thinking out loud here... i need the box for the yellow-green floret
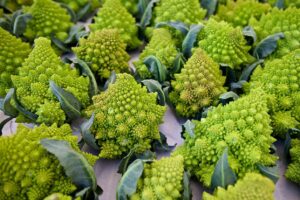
[11,37,90,125]
[73,29,130,79]
[85,73,166,158]
[24,0,73,41]
[2,0,33,11]
[90,0,141,49]
[172,91,277,187]
[202,173,275,200]
[249,50,300,137]
[250,7,300,58]
[285,139,300,184]
[0,124,97,200]
[54,0,100,12]
[130,156,184,200]
[198,19,254,69]
[120,0,139,14]
[0,28,31,97]
[133,28,178,79]
[169,48,226,117]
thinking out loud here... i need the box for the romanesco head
[154,0,206,25]
[0,124,97,200]
[172,91,277,187]
[169,48,226,117]
[202,173,275,200]
[0,27,31,97]
[215,0,271,27]
[11,37,90,125]
[285,139,300,184]
[54,0,100,12]
[85,73,166,158]
[250,7,300,58]
[133,28,178,79]
[73,29,130,79]
[130,156,184,200]
[90,0,141,49]
[198,19,254,69]
[24,0,73,41]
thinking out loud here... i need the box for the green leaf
[211,148,237,190]
[12,13,32,37]
[170,53,186,74]
[239,59,264,81]
[0,88,18,117]
[103,71,117,90]
[76,3,92,21]
[243,26,257,45]
[143,56,168,83]
[51,35,71,53]
[152,132,176,152]
[59,3,77,22]
[182,24,204,58]
[155,21,189,36]
[139,0,158,29]
[137,0,151,18]
[75,186,102,200]
[183,120,195,138]
[257,163,279,183]
[64,25,86,44]
[275,0,285,8]
[230,80,247,91]
[50,81,82,121]
[0,116,13,136]
[219,91,239,105]
[182,171,192,200]
[253,33,285,59]
[80,113,99,150]
[201,0,217,17]
[141,79,166,105]
[117,159,144,200]
[40,139,98,190]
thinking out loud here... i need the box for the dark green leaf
[275,0,285,8]
[12,13,32,37]
[137,0,151,18]
[51,36,71,53]
[182,24,203,58]
[141,79,166,105]
[0,18,11,32]
[64,25,86,44]
[211,148,237,190]
[230,80,246,90]
[182,171,192,200]
[75,186,102,200]
[80,113,99,150]
[139,0,158,29]
[253,33,285,59]
[284,133,291,158]
[0,88,18,117]
[183,120,195,138]
[50,81,82,120]
[59,3,77,22]
[76,3,92,21]
[152,132,176,152]
[288,128,300,136]
[143,56,168,83]
[257,163,279,183]
[103,71,117,90]
[0,116,13,136]
[243,26,257,45]
[202,106,213,119]
[170,53,185,74]
[219,91,239,105]
[117,159,144,200]
[201,0,218,17]
[41,139,98,190]
[155,21,189,36]
[239,59,264,81]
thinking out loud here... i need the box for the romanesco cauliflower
[2,0,32,11]
[121,0,138,14]
[285,139,300,184]
[54,0,100,12]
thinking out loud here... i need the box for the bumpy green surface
[55,0,100,12]
[121,0,138,14]
[169,48,226,117]
[85,73,166,158]
[250,7,300,58]
[73,29,130,79]
[134,28,178,79]
[202,173,275,200]
[198,19,254,69]
[90,0,141,49]
[0,124,97,200]
[285,139,300,184]
[216,0,271,27]
[0,28,31,97]
[154,0,206,25]
[172,91,277,187]
[11,37,90,125]
[24,0,73,41]
[3,0,32,11]
[249,50,300,137]
[130,156,184,200]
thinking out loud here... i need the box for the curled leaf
[170,52,186,75]
[152,132,176,152]
[12,13,32,37]
[219,91,239,105]
[103,71,117,90]
[239,59,264,81]
[80,113,99,150]
[143,56,167,83]
[201,0,218,18]
[182,24,204,58]
[0,88,18,117]
[139,0,158,29]
[257,163,279,183]
[0,116,14,136]
[142,79,166,105]
[155,21,189,36]
[243,26,257,45]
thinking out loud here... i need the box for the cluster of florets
[120,0,139,14]
[134,28,178,79]
[172,91,277,187]
[54,0,100,12]
[73,29,130,79]
[85,73,166,158]
[0,28,31,97]
[202,173,275,200]
[250,7,300,58]
[198,19,254,69]
[285,139,300,184]
[130,156,184,200]
[90,0,141,49]
[249,50,300,137]
[0,124,97,200]
[11,37,90,125]
[169,48,226,117]
[2,0,32,11]
[24,0,73,41]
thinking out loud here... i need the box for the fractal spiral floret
[249,50,300,137]
[73,29,130,79]
[285,139,300,184]
[172,91,277,187]
[130,156,184,200]
[11,37,90,125]
[154,0,206,25]
[198,19,254,69]
[0,28,31,97]
[85,73,166,158]
[169,48,226,117]
[90,0,141,49]
[250,7,300,58]
[202,173,275,200]
[134,28,178,79]
[24,0,73,41]
[54,0,100,12]
[0,124,97,200]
